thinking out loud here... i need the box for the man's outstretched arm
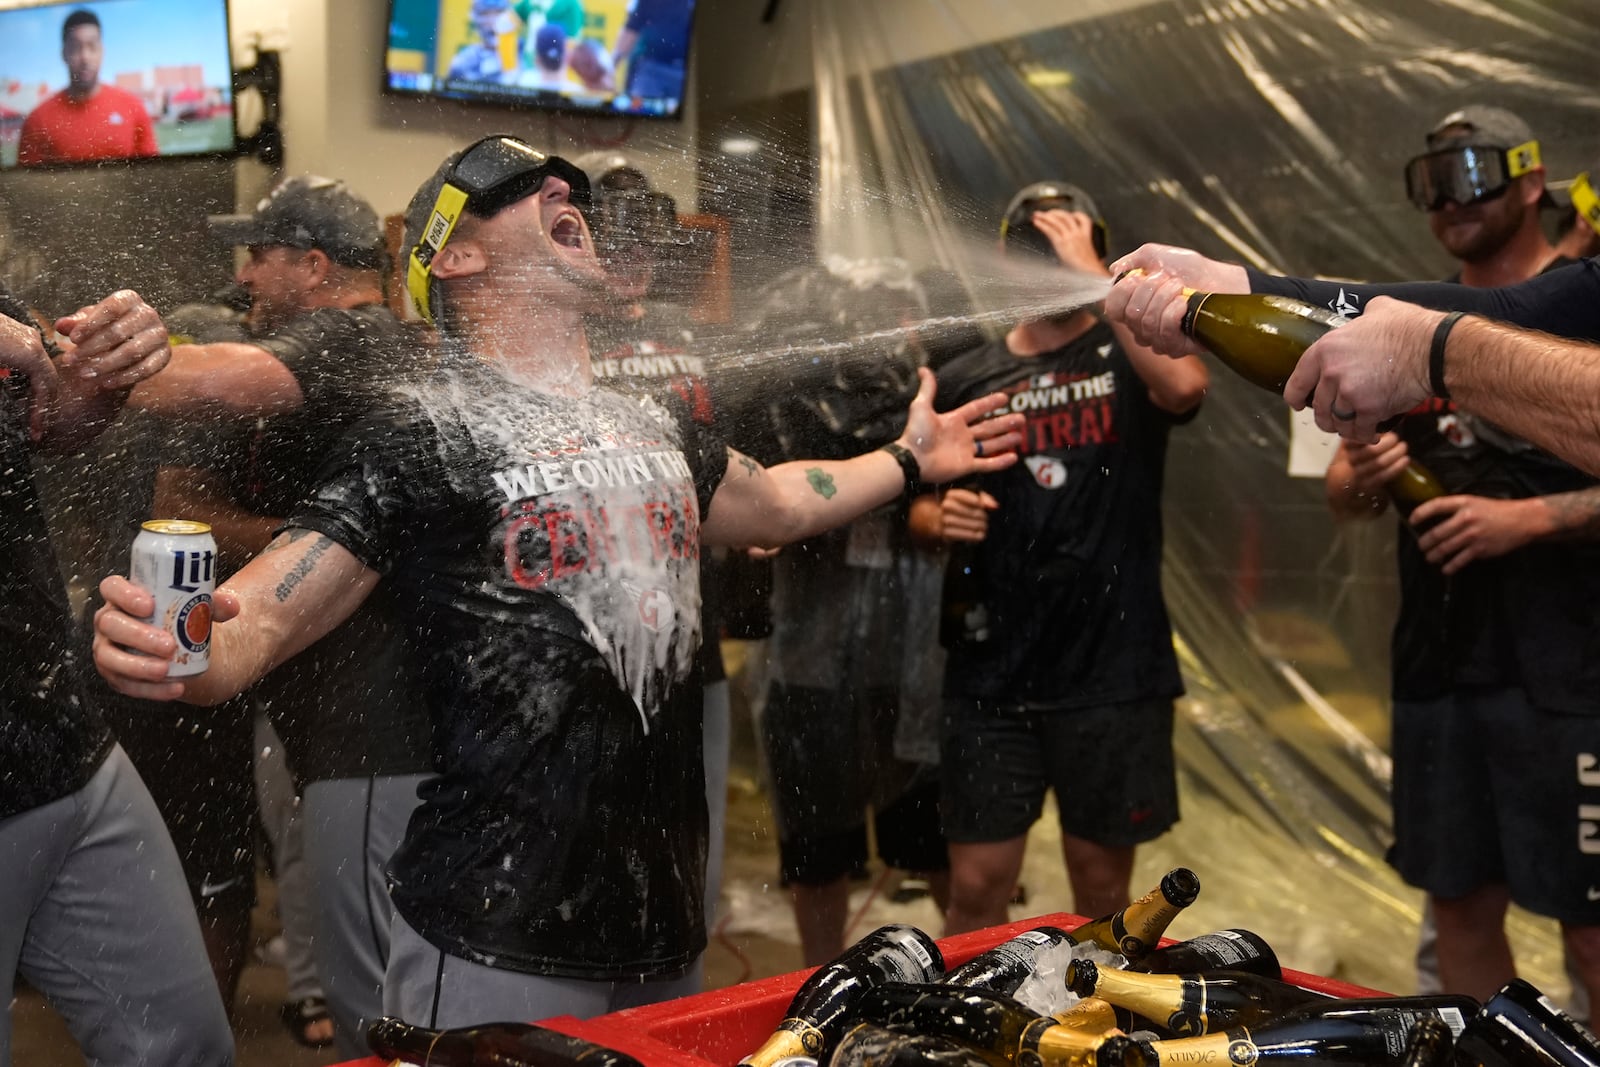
[128,341,305,418]
[94,527,378,706]
[701,367,1024,549]
[1101,244,1600,360]
[1282,297,1600,475]
[1439,316,1600,477]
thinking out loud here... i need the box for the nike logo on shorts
[199,875,246,898]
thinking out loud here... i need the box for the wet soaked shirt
[588,308,728,683]
[0,288,110,820]
[288,359,727,978]
[935,320,1187,709]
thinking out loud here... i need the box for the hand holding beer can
[130,520,216,677]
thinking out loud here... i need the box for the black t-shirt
[288,359,728,979]
[1380,259,1600,712]
[588,312,726,682]
[214,305,435,783]
[1390,396,1600,711]
[935,320,1187,708]
[1245,257,1600,342]
[0,287,112,820]
[228,305,425,518]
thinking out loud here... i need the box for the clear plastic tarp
[710,0,1600,999]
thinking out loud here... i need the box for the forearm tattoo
[273,534,336,602]
[806,468,837,500]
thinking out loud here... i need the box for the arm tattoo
[273,534,336,602]
[263,528,316,554]
[806,468,838,500]
[736,451,761,478]
[1543,487,1600,541]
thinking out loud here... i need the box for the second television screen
[386,0,697,119]
[0,0,234,169]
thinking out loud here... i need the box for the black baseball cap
[209,175,387,270]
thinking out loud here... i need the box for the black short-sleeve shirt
[935,320,1188,709]
[288,359,727,978]
[0,287,111,820]
[1390,396,1600,712]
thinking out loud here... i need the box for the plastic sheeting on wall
[789,0,1600,995]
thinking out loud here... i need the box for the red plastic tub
[344,913,1383,1066]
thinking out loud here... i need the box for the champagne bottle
[1152,281,1447,510]
[1129,929,1283,981]
[1402,1015,1456,1067]
[942,926,1075,996]
[1456,979,1600,1067]
[365,1017,643,1067]
[1176,290,1343,394]
[851,983,1147,1067]
[1052,997,1122,1033]
[940,533,989,647]
[1132,994,1480,1067]
[831,1023,1008,1067]
[1067,868,1201,961]
[737,924,944,1067]
[1065,960,1326,1037]
[1387,462,1447,513]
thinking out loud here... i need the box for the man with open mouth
[93,134,1027,1026]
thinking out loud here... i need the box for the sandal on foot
[280,995,335,1049]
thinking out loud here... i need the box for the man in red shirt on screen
[18,9,158,167]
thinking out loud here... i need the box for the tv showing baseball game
[0,0,234,169]
[385,0,697,119]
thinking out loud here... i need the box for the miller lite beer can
[130,519,216,677]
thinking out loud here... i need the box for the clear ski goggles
[1403,140,1541,212]
[407,136,592,323]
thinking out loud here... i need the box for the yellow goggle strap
[1505,139,1541,179]
[1571,172,1600,238]
[406,182,470,324]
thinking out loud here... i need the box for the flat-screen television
[0,0,234,169]
[385,0,697,119]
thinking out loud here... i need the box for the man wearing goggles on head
[1328,104,1595,1013]
[1402,106,1560,283]
[94,134,1026,1025]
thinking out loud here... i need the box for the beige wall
[227,0,698,218]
